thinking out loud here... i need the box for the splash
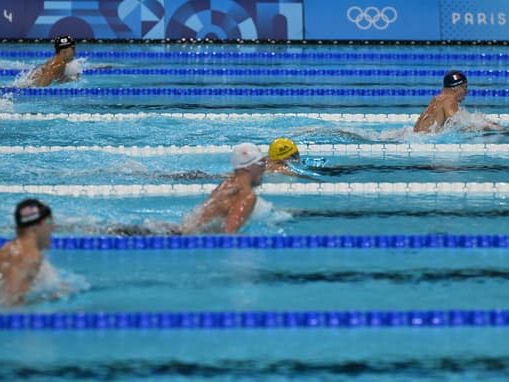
[445,109,502,132]
[293,108,506,144]
[25,261,90,304]
[64,57,86,81]
[251,197,292,224]
[12,58,86,87]
[0,59,33,70]
[12,65,38,88]
[243,197,292,235]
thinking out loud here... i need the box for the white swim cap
[231,143,264,170]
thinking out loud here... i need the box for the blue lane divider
[0,86,444,97]
[0,235,506,250]
[2,68,509,78]
[0,87,445,97]
[0,310,507,330]
[1,51,509,63]
[2,86,507,98]
[2,86,509,98]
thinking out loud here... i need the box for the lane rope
[0,310,507,330]
[2,68,509,79]
[0,87,449,97]
[0,111,507,123]
[0,144,507,156]
[0,234,502,250]
[0,183,509,196]
[2,87,509,98]
[1,51,509,63]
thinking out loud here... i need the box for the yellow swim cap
[269,138,299,160]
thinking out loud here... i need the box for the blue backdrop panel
[304,0,440,40]
[3,0,509,41]
[0,0,44,38]
[0,0,303,39]
[164,0,303,40]
[440,0,509,40]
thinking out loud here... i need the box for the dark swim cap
[443,70,467,88]
[54,35,75,52]
[15,199,52,229]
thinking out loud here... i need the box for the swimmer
[267,137,301,176]
[266,137,326,180]
[414,70,504,133]
[29,35,78,87]
[0,199,54,305]
[180,143,266,234]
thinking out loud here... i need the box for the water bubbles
[63,57,86,81]
[25,260,90,304]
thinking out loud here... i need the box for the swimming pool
[1,42,509,380]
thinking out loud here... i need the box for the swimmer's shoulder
[213,177,242,196]
[0,241,15,258]
[0,243,8,263]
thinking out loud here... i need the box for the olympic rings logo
[346,6,398,30]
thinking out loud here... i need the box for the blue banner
[304,0,440,40]
[0,0,303,40]
[440,0,509,40]
[3,0,509,41]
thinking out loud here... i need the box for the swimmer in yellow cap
[266,137,327,179]
[266,137,302,176]
[29,35,78,87]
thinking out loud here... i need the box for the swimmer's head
[15,199,54,248]
[15,199,52,229]
[443,70,467,88]
[231,143,265,170]
[269,138,300,162]
[54,35,76,60]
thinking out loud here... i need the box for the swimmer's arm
[440,99,460,130]
[444,99,459,119]
[268,165,313,179]
[31,66,54,87]
[224,193,256,233]
[32,61,66,87]
[2,255,42,305]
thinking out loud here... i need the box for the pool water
[1,43,509,381]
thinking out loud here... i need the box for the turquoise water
[1,43,509,380]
